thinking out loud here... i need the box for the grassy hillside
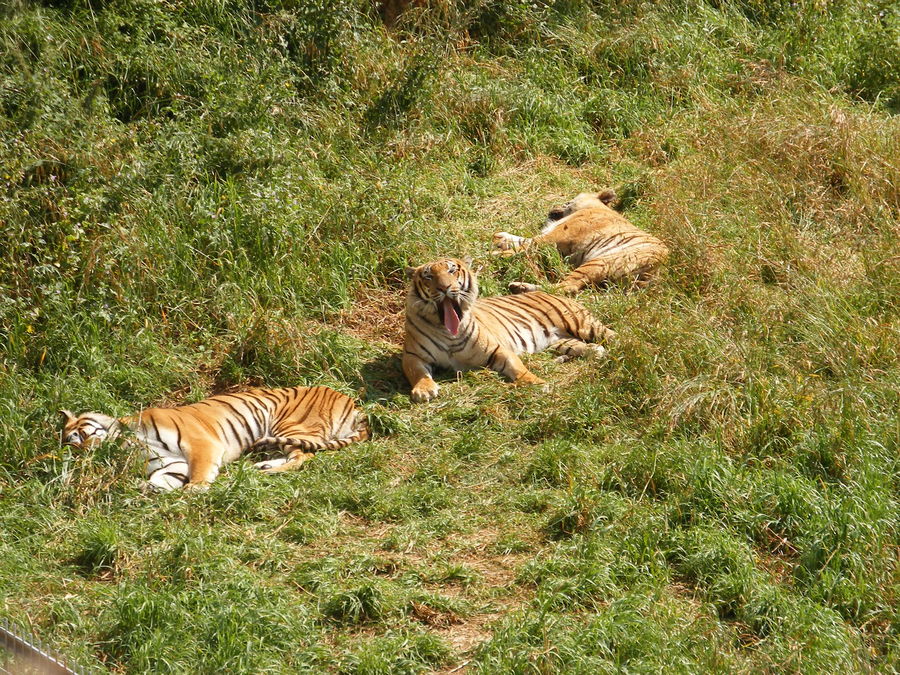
[1,0,898,672]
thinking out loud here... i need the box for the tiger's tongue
[442,298,461,336]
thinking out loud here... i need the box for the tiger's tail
[252,413,370,452]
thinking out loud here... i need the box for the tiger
[492,189,669,295]
[403,257,615,402]
[59,386,369,491]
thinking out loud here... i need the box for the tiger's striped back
[474,292,614,354]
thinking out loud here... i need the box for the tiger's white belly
[525,324,566,353]
[497,321,565,355]
[139,435,190,491]
[434,317,565,372]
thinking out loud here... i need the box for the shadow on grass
[358,351,407,402]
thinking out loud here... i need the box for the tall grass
[1,0,898,672]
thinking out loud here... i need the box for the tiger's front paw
[589,344,608,359]
[253,457,289,472]
[491,232,523,256]
[508,281,540,294]
[411,380,440,403]
[184,481,211,492]
[513,372,548,392]
[146,473,188,492]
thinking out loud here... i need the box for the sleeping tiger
[492,189,669,295]
[60,386,369,491]
[403,257,615,402]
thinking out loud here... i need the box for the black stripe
[172,419,183,450]
[406,318,445,357]
[268,389,291,425]
[240,395,268,436]
[495,301,540,327]
[257,390,281,407]
[210,419,229,445]
[511,298,556,331]
[290,386,324,428]
[147,415,170,452]
[480,305,526,351]
[216,397,252,428]
[274,387,316,433]
[224,417,244,446]
[334,400,355,432]
[485,345,500,369]
[149,466,188,482]
[534,295,577,335]
[407,338,438,362]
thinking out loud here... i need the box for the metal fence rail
[0,618,85,675]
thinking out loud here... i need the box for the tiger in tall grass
[60,386,369,491]
[403,257,615,402]
[492,189,669,295]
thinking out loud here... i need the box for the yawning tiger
[403,257,615,402]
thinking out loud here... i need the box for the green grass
[1,0,899,672]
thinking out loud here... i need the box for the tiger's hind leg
[629,262,664,290]
[557,262,605,295]
[563,303,616,345]
[551,338,607,363]
[569,246,667,293]
[510,277,587,296]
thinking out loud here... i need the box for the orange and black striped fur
[60,386,369,491]
[492,189,669,295]
[403,258,615,402]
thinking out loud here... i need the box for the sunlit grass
[0,0,898,672]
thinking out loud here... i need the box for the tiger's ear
[598,189,616,205]
[404,266,417,279]
[58,409,76,424]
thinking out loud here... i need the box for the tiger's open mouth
[441,297,463,336]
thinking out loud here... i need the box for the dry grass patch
[338,286,407,348]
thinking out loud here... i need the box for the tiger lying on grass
[492,189,669,295]
[403,257,615,402]
[60,386,369,491]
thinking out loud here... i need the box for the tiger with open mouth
[402,257,615,402]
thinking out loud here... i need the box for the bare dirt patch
[337,286,406,347]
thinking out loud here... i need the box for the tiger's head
[59,410,120,449]
[546,189,617,225]
[405,257,478,336]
